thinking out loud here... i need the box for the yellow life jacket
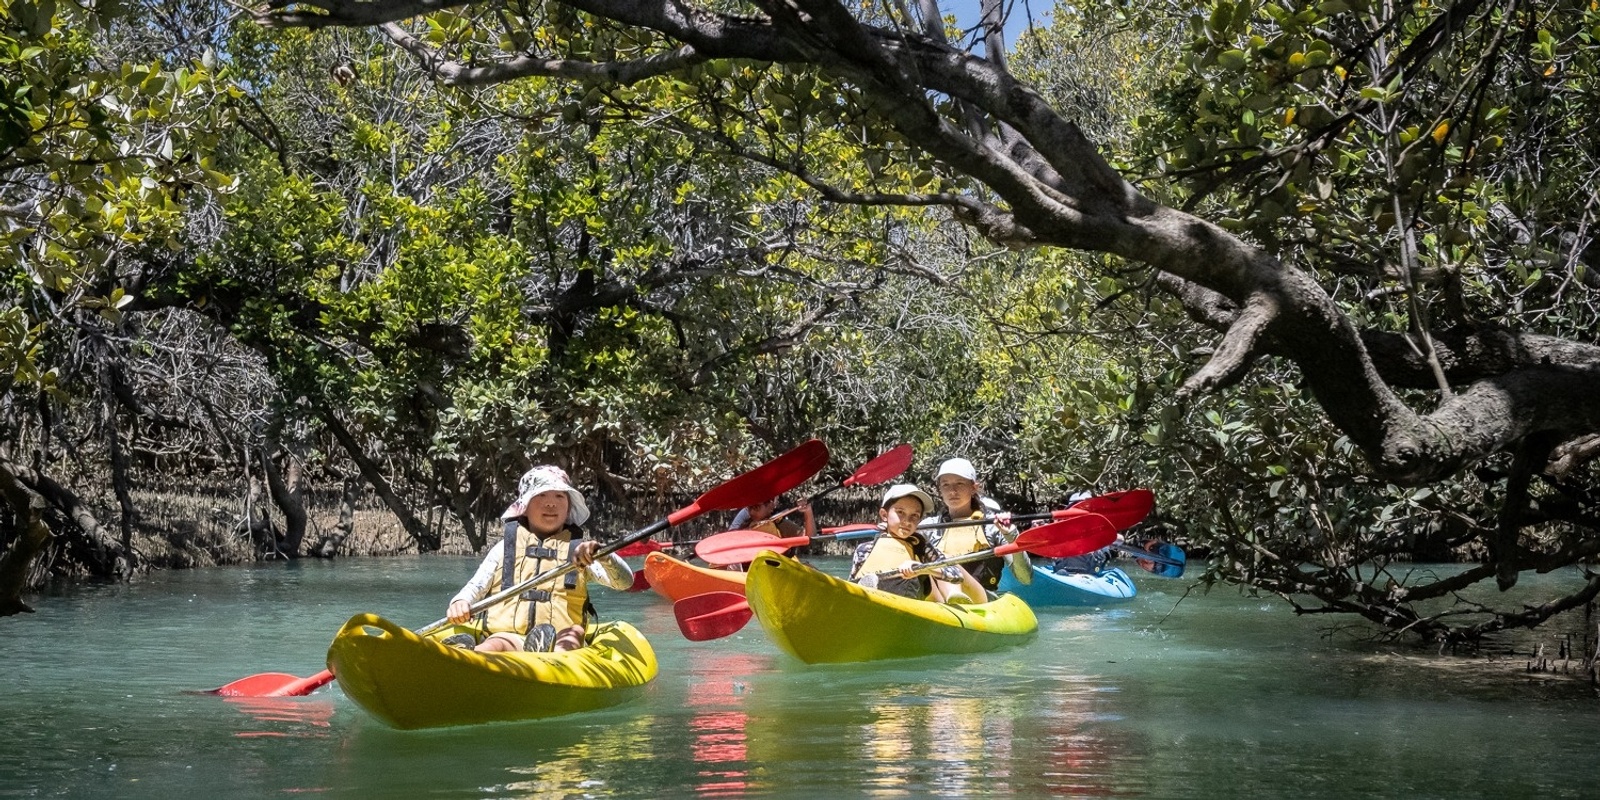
[482,523,591,635]
[934,509,1005,591]
[852,533,937,599]
[937,510,990,557]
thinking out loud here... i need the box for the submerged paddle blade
[673,591,753,641]
[696,529,799,566]
[1072,489,1155,531]
[1012,513,1117,559]
[201,672,303,697]
[203,668,334,698]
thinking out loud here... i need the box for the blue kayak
[999,565,1136,607]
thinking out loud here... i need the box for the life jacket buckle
[520,589,551,602]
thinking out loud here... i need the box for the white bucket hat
[502,465,590,526]
[880,483,935,515]
[934,457,978,483]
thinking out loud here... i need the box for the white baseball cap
[934,457,978,483]
[880,483,935,515]
[502,465,590,525]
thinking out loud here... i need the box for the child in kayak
[924,457,1032,591]
[849,483,987,603]
[729,494,818,540]
[445,465,634,652]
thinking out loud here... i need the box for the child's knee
[554,625,586,651]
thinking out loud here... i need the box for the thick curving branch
[378,23,707,86]
[257,0,1600,485]
[257,0,480,28]
[1175,291,1274,401]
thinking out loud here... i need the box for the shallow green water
[2,556,1596,798]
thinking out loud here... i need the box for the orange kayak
[644,551,747,602]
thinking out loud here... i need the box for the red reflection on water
[1039,687,1122,796]
[690,711,749,797]
[685,652,760,796]
[225,696,334,738]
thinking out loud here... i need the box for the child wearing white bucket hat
[445,465,633,653]
[847,483,986,604]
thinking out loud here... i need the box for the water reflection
[224,697,334,738]
[685,651,763,797]
[11,558,1600,799]
[689,711,749,797]
[1037,680,1123,797]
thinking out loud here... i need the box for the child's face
[879,497,926,539]
[523,490,570,534]
[937,476,978,511]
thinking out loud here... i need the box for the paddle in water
[693,445,916,566]
[672,512,1117,641]
[202,439,831,697]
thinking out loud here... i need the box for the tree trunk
[238,473,283,557]
[0,458,51,616]
[260,421,309,558]
[104,399,139,579]
[312,474,360,558]
[13,461,129,579]
[311,400,439,551]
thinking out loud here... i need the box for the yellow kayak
[326,613,657,729]
[744,552,1038,664]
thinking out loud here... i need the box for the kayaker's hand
[447,598,471,624]
[572,539,600,567]
[994,511,1016,537]
[897,560,919,578]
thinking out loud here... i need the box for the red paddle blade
[626,570,652,592]
[201,672,305,697]
[673,591,753,641]
[1009,513,1117,558]
[203,668,334,698]
[844,443,913,487]
[695,529,798,566]
[1072,489,1155,531]
[616,539,666,557]
[673,440,829,524]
